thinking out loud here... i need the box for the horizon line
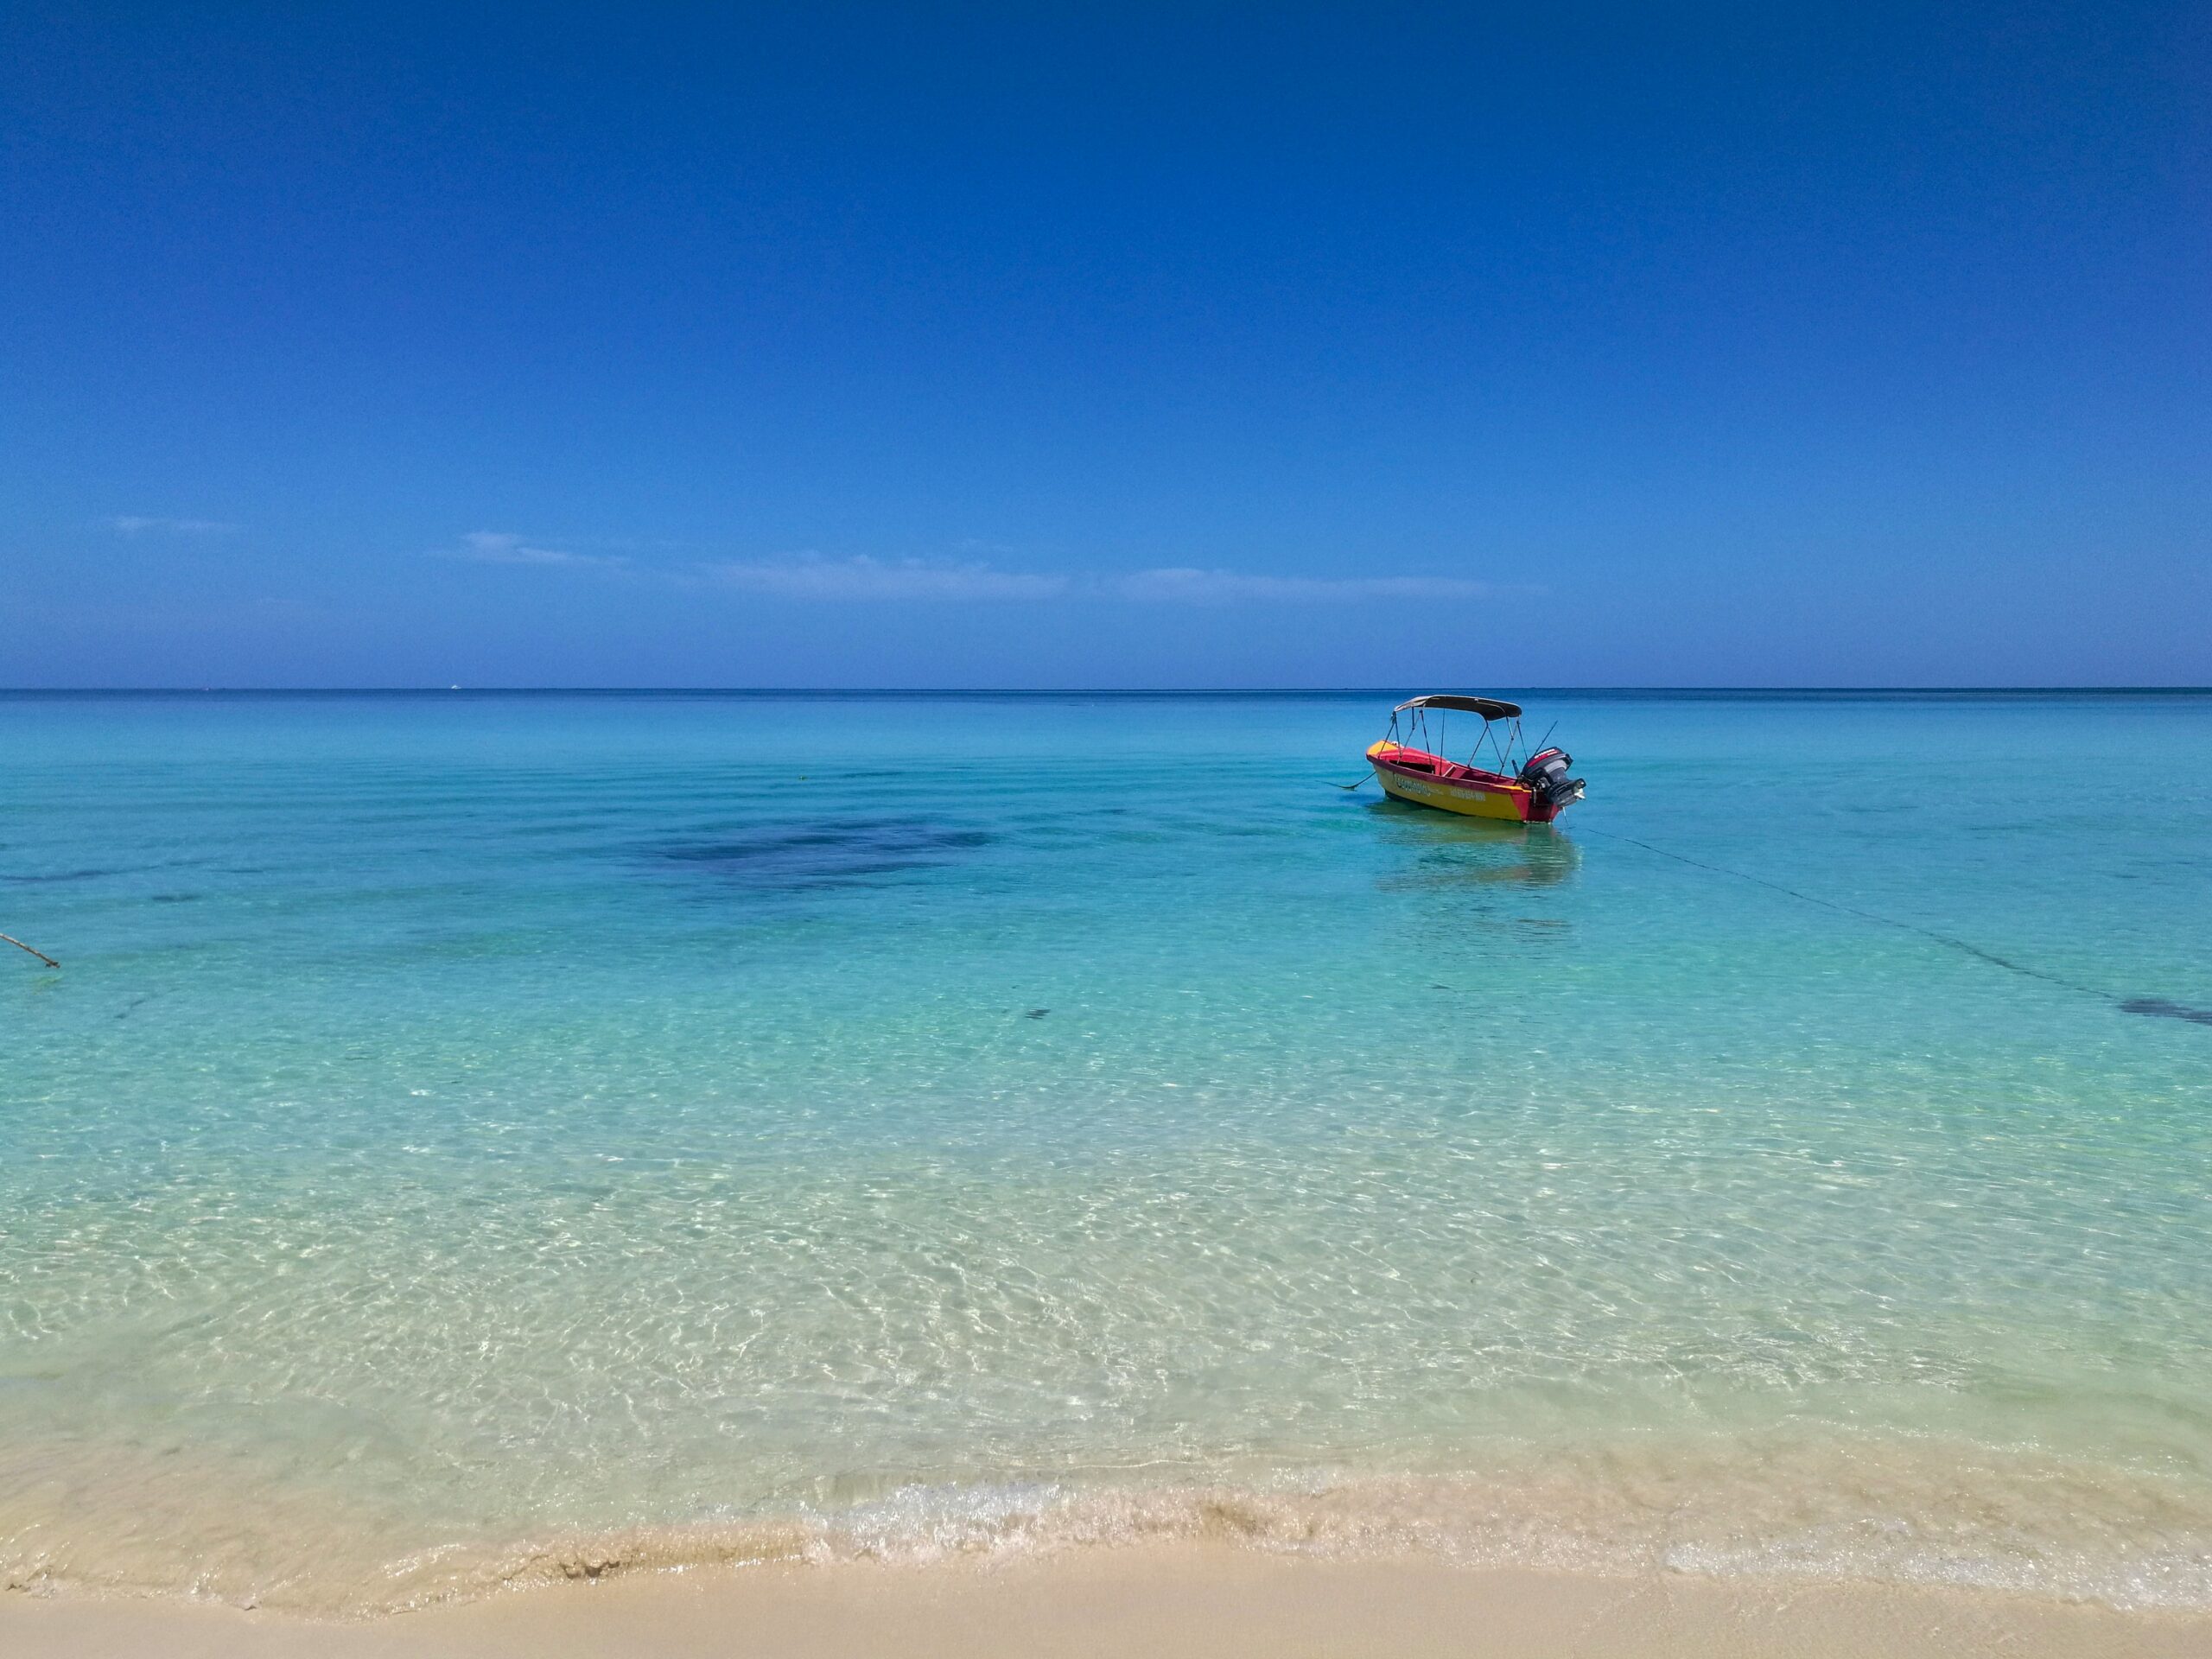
[6,685,2211,697]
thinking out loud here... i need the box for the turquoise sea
[4,690,2210,1611]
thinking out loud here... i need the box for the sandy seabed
[8,1548,2212,1659]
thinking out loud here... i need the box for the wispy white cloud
[110,515,239,535]
[438,531,626,570]
[1105,568,1496,604]
[706,553,1071,601]
[442,532,1501,607]
[704,553,1495,605]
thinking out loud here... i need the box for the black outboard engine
[1517,747,1586,811]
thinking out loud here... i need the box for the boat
[1363,695,1586,823]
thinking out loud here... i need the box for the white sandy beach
[10,1550,2212,1659]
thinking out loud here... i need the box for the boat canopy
[1393,694,1523,721]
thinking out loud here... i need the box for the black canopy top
[1394,694,1523,721]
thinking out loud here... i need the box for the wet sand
[8,1548,2209,1658]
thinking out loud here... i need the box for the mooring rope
[1580,826,2210,1027]
[3,931,60,969]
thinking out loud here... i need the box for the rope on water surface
[1578,826,2211,1028]
[3,931,60,969]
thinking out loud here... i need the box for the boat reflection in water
[1370,800,1582,890]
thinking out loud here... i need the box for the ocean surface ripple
[3,690,2209,1612]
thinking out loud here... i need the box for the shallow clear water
[3,690,2210,1610]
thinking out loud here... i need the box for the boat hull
[1365,741,1560,823]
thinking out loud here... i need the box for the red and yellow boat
[1365,695,1586,823]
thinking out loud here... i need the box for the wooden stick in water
[3,932,59,969]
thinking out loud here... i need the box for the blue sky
[3,3,2206,687]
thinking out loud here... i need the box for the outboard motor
[1517,747,1586,810]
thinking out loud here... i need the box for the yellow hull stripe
[1372,769,1530,819]
[1362,743,1539,823]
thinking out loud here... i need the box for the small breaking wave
[12,1437,2212,1618]
[355,1462,2212,1617]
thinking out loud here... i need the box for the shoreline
[12,1450,2212,1619]
[10,1548,2212,1658]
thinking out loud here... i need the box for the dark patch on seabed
[653,817,994,893]
[2120,997,2212,1027]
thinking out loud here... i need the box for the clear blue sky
[4,3,2205,687]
